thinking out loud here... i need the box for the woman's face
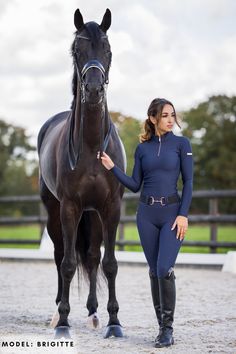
[152,104,175,135]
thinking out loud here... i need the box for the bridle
[68,37,112,170]
[80,59,108,103]
[73,34,111,101]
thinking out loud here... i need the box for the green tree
[0,119,38,215]
[0,120,36,190]
[110,111,142,175]
[182,95,236,189]
[182,95,236,213]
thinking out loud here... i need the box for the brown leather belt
[140,194,180,206]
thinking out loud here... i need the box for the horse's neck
[73,100,110,152]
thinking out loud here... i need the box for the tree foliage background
[181,95,236,213]
[182,95,236,190]
[0,94,235,215]
[0,120,38,216]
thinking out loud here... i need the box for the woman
[97,98,193,348]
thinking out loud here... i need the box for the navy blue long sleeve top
[111,132,193,217]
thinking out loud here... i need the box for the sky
[0,0,236,144]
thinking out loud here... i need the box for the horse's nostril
[86,83,104,96]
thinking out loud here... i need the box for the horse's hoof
[54,326,71,339]
[104,325,123,338]
[87,312,101,329]
[50,309,60,328]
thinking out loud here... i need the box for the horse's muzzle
[85,83,104,104]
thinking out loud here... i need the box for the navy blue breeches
[136,201,183,278]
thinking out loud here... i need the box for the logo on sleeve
[187,153,192,155]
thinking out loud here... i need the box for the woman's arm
[99,146,143,193]
[178,137,193,217]
[171,137,193,240]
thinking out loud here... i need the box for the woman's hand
[97,151,114,170]
[171,215,188,240]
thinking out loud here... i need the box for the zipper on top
[157,135,161,156]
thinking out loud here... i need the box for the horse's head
[71,9,112,105]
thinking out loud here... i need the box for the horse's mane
[70,22,103,109]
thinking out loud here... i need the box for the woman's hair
[139,98,180,142]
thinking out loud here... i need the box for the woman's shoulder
[137,139,153,149]
[134,140,152,156]
[173,134,191,146]
[139,135,154,145]
[135,142,144,153]
[172,135,192,155]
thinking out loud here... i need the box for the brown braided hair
[139,98,180,143]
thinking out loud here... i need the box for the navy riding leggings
[136,201,183,278]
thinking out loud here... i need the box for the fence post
[209,197,218,253]
[118,199,126,251]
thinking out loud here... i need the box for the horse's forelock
[85,22,103,46]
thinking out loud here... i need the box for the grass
[0,224,235,253]
[118,225,236,253]
[0,225,41,249]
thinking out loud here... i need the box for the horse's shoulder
[37,111,70,152]
[42,111,70,131]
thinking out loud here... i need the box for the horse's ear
[100,9,111,32]
[74,9,84,31]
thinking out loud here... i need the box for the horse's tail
[75,211,103,279]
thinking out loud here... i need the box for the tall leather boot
[149,271,162,343]
[155,270,176,348]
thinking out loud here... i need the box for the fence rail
[0,190,236,252]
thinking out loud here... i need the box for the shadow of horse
[37,8,126,339]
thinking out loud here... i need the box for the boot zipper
[157,136,161,157]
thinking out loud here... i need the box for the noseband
[81,59,106,79]
[80,59,108,104]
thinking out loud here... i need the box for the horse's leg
[100,200,123,338]
[81,211,103,328]
[56,198,81,335]
[40,178,64,325]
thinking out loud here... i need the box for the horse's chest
[64,172,109,203]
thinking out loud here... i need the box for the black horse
[37,9,126,339]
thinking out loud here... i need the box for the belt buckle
[160,197,166,206]
[148,196,166,206]
[148,196,155,205]
[155,196,166,206]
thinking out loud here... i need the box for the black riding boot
[149,271,162,343]
[155,270,176,348]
